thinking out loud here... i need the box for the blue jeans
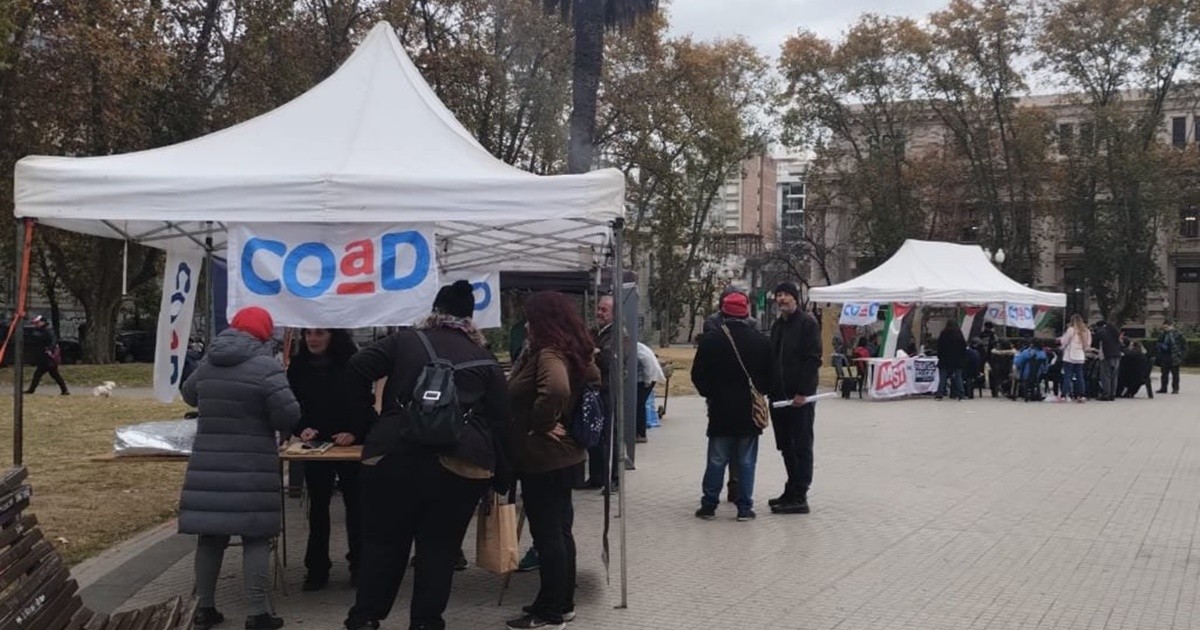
[937,367,963,399]
[702,436,758,511]
[1062,362,1085,398]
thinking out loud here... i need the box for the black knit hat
[433,280,476,319]
[773,282,801,302]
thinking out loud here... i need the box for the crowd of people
[927,316,1189,403]
[178,282,641,630]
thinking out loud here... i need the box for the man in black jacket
[700,285,749,503]
[1093,318,1123,401]
[587,295,629,490]
[25,315,69,395]
[344,281,511,630]
[691,292,776,522]
[767,283,822,515]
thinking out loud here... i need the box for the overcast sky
[664,0,949,59]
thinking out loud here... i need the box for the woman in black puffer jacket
[180,307,299,630]
[287,328,366,592]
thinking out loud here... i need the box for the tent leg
[611,218,628,610]
[12,220,27,466]
[205,224,215,347]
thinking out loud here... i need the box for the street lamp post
[987,247,1008,335]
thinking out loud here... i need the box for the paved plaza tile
[94,379,1200,629]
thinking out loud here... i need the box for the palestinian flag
[1034,306,1053,331]
[880,302,913,358]
[960,305,984,339]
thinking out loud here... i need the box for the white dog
[92,381,117,398]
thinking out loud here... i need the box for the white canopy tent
[809,239,1067,306]
[10,21,635,602]
[14,22,623,270]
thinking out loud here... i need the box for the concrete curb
[73,518,196,614]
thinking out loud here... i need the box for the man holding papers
[768,283,823,516]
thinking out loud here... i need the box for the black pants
[1161,366,1181,393]
[347,454,487,629]
[521,467,576,623]
[635,384,653,438]
[772,404,815,499]
[28,360,67,394]
[304,461,362,578]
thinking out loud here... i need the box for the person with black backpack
[343,281,511,630]
[505,291,601,630]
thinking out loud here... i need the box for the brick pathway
[106,380,1200,629]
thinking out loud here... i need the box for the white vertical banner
[226,223,440,327]
[443,269,502,329]
[153,250,204,402]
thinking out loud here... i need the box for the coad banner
[226,223,440,327]
[442,269,501,329]
[153,249,204,402]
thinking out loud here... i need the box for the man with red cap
[690,292,775,522]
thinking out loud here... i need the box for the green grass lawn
[0,363,154,390]
[0,393,189,564]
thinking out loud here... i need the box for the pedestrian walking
[25,315,69,395]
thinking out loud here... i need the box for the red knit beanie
[230,307,275,342]
[721,293,750,319]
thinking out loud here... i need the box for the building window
[1079,122,1094,153]
[782,183,805,213]
[1173,116,1187,148]
[1058,123,1074,155]
[1183,206,1200,239]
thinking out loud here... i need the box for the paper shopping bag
[475,493,519,575]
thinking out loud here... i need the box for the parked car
[115,331,156,363]
[0,329,81,366]
[57,337,82,365]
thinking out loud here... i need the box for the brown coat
[508,347,600,474]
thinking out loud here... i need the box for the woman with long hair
[1060,314,1092,402]
[506,291,600,630]
[287,328,364,591]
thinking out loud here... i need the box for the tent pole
[12,219,26,465]
[205,223,214,347]
[611,218,628,610]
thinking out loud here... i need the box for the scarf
[418,313,488,348]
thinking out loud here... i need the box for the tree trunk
[35,249,61,337]
[566,0,604,174]
[83,300,120,363]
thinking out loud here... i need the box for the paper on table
[771,392,839,408]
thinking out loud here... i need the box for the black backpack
[570,385,605,448]
[398,331,497,447]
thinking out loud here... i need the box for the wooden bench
[0,466,196,630]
